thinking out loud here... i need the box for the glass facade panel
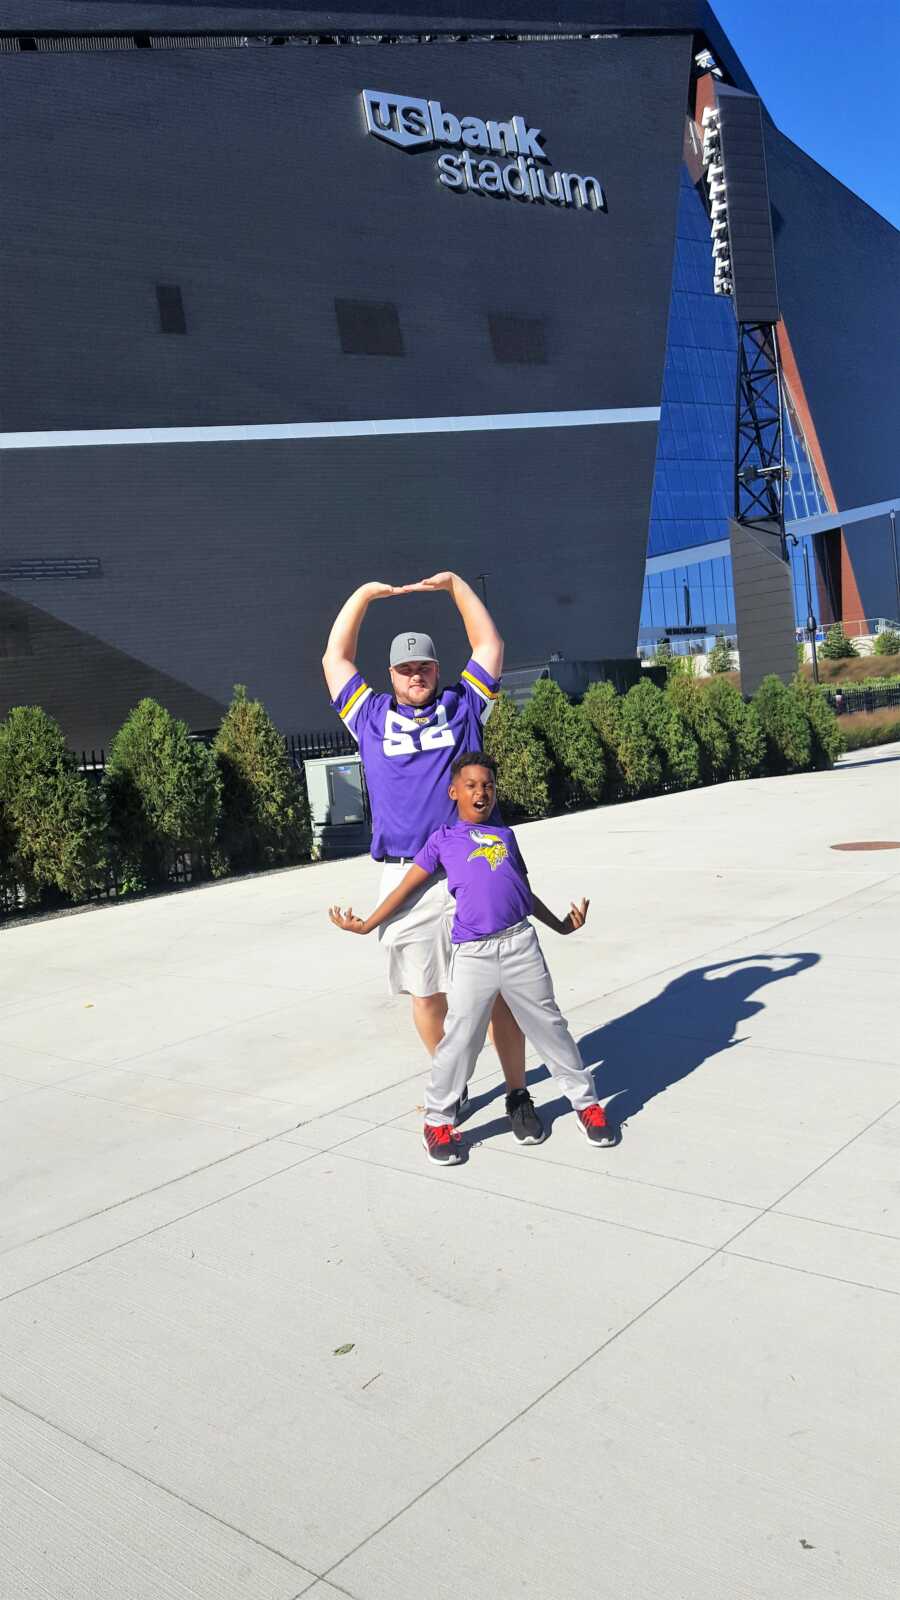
[639,164,834,653]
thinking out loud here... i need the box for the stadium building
[1,2,898,749]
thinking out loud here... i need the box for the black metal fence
[75,728,355,780]
[2,730,355,920]
[824,683,900,716]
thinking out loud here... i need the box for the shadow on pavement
[835,751,900,770]
[464,952,820,1147]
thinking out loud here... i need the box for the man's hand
[407,571,456,593]
[328,905,369,934]
[322,580,414,698]
[364,581,414,600]
[561,898,590,935]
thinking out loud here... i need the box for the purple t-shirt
[331,658,501,859]
[414,820,532,943]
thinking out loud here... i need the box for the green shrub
[702,676,765,779]
[616,680,665,796]
[213,686,311,872]
[791,678,844,769]
[653,638,695,679]
[614,678,702,795]
[0,706,106,908]
[751,676,813,774]
[0,795,16,911]
[661,697,702,789]
[483,692,551,818]
[873,629,900,656]
[104,699,221,888]
[706,635,734,674]
[520,678,605,805]
[820,624,858,659]
[580,681,627,801]
[667,676,730,785]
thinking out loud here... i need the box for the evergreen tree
[0,706,105,908]
[820,623,858,660]
[873,629,900,657]
[752,676,813,774]
[617,680,666,797]
[702,676,765,779]
[706,634,734,674]
[214,685,312,871]
[104,699,221,888]
[483,692,551,818]
[791,678,844,769]
[520,678,605,806]
[667,676,730,784]
[580,681,626,801]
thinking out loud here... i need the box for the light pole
[790,534,819,684]
[802,540,820,685]
[890,511,900,625]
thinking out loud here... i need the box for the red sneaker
[577,1104,618,1147]
[422,1123,464,1165]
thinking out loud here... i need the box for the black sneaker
[506,1088,545,1145]
[422,1123,464,1165]
[577,1104,618,1147]
[451,1085,471,1126]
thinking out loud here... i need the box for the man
[322,571,540,1138]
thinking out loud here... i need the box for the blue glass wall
[640,165,831,647]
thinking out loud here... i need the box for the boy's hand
[562,898,590,934]
[328,905,368,934]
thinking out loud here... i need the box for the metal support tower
[734,321,787,552]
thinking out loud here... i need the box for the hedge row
[0,688,311,915]
[484,672,844,818]
[0,670,845,919]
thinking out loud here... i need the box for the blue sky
[711,0,900,227]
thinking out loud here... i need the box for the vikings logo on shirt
[466,829,508,871]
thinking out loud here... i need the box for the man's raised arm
[410,571,504,680]
[322,580,408,699]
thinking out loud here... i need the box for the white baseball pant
[425,919,596,1127]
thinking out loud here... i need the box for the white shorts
[376,863,455,998]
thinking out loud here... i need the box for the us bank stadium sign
[362,89,606,213]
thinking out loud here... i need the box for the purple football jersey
[414,820,532,943]
[331,657,500,859]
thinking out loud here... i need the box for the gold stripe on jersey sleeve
[339,681,370,721]
[462,669,498,702]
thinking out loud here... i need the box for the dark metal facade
[0,32,690,745]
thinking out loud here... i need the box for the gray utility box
[502,658,645,708]
[304,754,371,860]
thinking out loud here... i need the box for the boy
[329,751,617,1165]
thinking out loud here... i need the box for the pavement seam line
[337,1116,763,1212]
[721,1248,900,1299]
[327,1143,725,1251]
[0,1388,319,1579]
[773,1208,900,1243]
[325,876,900,1128]
[319,1244,727,1582]
[319,1088,900,1581]
[0,1118,392,1302]
[0,1145,344,1302]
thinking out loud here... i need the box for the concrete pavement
[1,743,899,1599]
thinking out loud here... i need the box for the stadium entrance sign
[361,90,605,214]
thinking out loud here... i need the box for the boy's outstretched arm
[531,894,590,936]
[328,864,432,935]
